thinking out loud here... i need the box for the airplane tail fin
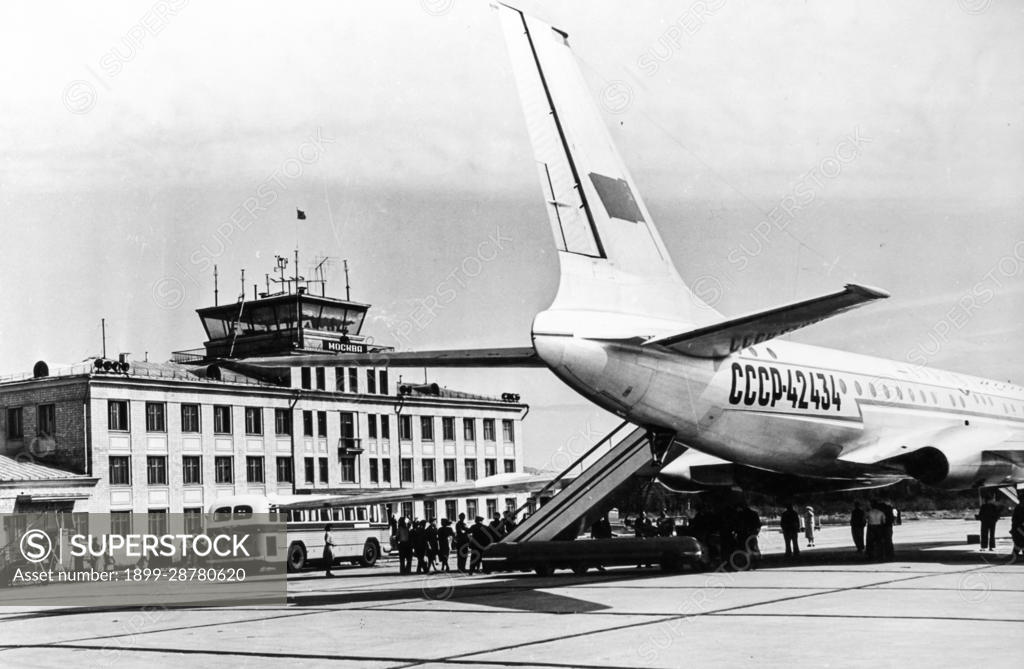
[498,5,721,336]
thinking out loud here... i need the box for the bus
[208,495,393,572]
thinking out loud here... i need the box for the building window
[181,404,200,433]
[275,408,291,436]
[485,458,497,477]
[483,419,495,441]
[380,415,391,439]
[420,416,434,441]
[340,457,356,483]
[443,458,457,482]
[318,457,329,483]
[6,407,23,439]
[399,415,412,440]
[502,419,514,443]
[367,414,378,439]
[303,410,314,437]
[146,456,167,485]
[108,400,129,431]
[340,412,357,449]
[441,417,455,441]
[463,418,476,441]
[366,369,377,394]
[110,510,132,536]
[423,500,436,521]
[505,497,517,515]
[277,456,293,483]
[245,407,263,435]
[486,498,498,520]
[214,456,234,484]
[444,500,458,521]
[304,457,315,484]
[317,411,328,437]
[464,459,477,481]
[183,508,203,534]
[213,405,232,434]
[504,458,516,474]
[466,499,478,519]
[401,501,413,520]
[145,403,165,432]
[301,367,312,389]
[148,509,168,536]
[382,459,392,483]
[246,456,265,483]
[348,368,358,393]
[422,459,435,482]
[315,367,325,390]
[37,404,56,437]
[379,370,389,394]
[183,456,202,485]
[109,456,131,485]
[400,458,413,483]
[369,459,379,483]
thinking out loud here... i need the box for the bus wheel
[358,540,380,567]
[534,563,553,577]
[571,563,589,575]
[287,542,307,572]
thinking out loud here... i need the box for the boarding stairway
[502,421,686,544]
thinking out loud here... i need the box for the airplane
[244,5,1024,498]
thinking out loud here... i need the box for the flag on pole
[296,209,306,220]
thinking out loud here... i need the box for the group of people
[848,500,898,560]
[390,511,518,575]
[976,497,1024,555]
[677,502,764,568]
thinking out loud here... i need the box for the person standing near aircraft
[425,518,439,571]
[468,516,492,574]
[850,502,866,553]
[437,518,454,572]
[977,497,1001,552]
[396,517,413,575]
[781,503,800,558]
[865,501,886,560]
[803,506,816,548]
[1011,502,1024,559]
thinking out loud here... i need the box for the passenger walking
[425,518,439,572]
[396,517,413,575]
[850,502,866,553]
[780,503,800,558]
[803,506,816,547]
[455,513,469,572]
[437,518,454,572]
[468,516,493,574]
[323,524,336,578]
[412,520,428,574]
[977,497,1001,552]
[865,501,886,561]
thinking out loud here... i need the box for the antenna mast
[344,259,351,300]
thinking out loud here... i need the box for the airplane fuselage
[532,312,1024,490]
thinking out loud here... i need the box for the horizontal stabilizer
[645,284,888,358]
[241,347,544,369]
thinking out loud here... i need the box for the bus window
[234,505,253,519]
[357,507,367,521]
[214,506,231,522]
[344,507,354,521]
[332,509,341,521]
[320,509,330,522]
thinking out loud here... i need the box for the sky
[1,0,1022,469]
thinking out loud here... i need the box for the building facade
[0,274,528,520]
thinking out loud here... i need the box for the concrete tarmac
[0,519,1021,668]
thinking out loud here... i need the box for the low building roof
[0,454,93,483]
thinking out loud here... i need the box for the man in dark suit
[780,503,800,558]
[850,502,866,552]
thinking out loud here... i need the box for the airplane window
[948,394,955,406]
[869,384,877,398]
[959,396,966,408]
[882,386,891,400]
[854,381,863,395]
[748,348,758,358]
[895,386,903,400]
[766,347,778,360]
[908,388,916,402]
[839,379,848,394]
[931,392,938,404]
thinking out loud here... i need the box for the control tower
[174,254,390,362]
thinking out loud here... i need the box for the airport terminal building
[0,273,527,520]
